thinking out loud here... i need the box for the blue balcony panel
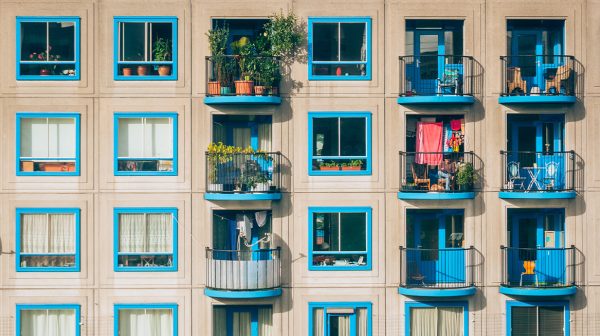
[498,191,576,200]
[397,95,475,105]
[204,193,282,201]
[499,285,576,297]
[204,288,282,299]
[498,95,576,104]
[398,192,475,200]
[398,286,476,297]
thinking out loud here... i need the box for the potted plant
[232,37,254,95]
[456,162,476,191]
[153,37,172,76]
[30,50,60,75]
[206,26,229,95]
[341,159,363,171]
[252,173,271,192]
[319,161,339,171]
[263,11,303,93]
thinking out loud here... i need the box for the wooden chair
[506,67,527,95]
[411,163,430,190]
[545,64,572,95]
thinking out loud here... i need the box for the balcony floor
[398,286,476,297]
[498,95,576,104]
[498,191,576,199]
[398,191,475,200]
[499,285,576,297]
[204,288,282,299]
[204,192,282,201]
[397,95,476,104]
[204,96,282,105]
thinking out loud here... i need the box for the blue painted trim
[114,303,178,336]
[16,17,81,81]
[308,207,372,271]
[204,288,282,299]
[506,300,570,336]
[499,95,576,104]
[15,208,81,272]
[308,112,372,176]
[113,112,178,176]
[203,96,282,105]
[397,192,475,200]
[307,17,372,81]
[17,304,81,336]
[113,207,178,272]
[405,301,468,336]
[204,193,282,201]
[500,286,577,297]
[398,286,476,297]
[16,113,81,176]
[113,16,178,81]
[397,95,475,104]
[308,301,372,336]
[498,191,576,199]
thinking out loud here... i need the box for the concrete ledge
[398,286,476,297]
[397,95,475,104]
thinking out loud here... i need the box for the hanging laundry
[415,122,443,165]
[236,214,253,243]
[450,119,462,131]
[255,211,268,227]
[443,123,453,153]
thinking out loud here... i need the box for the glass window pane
[48,22,75,61]
[21,22,48,61]
[538,306,564,336]
[121,22,145,61]
[313,118,339,156]
[340,118,366,156]
[150,23,173,62]
[340,23,366,61]
[511,306,537,336]
[437,307,463,336]
[340,213,366,251]
[313,23,339,61]
[119,308,173,336]
[445,214,464,248]
[410,307,437,336]
[21,309,76,336]
[329,315,351,336]
[21,118,49,158]
[48,118,76,158]
[144,118,173,158]
[213,307,226,336]
[419,34,439,80]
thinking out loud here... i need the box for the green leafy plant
[321,161,339,168]
[231,37,255,80]
[264,11,303,58]
[456,162,476,189]
[206,26,229,82]
[153,38,172,62]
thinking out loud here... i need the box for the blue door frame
[408,210,465,285]
[508,210,566,286]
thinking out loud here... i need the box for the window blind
[21,118,76,158]
[118,117,173,159]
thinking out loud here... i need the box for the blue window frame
[308,207,372,271]
[308,17,372,81]
[308,302,372,336]
[308,112,372,176]
[506,301,569,336]
[405,301,468,336]
[16,16,81,81]
[15,208,81,272]
[114,112,178,176]
[213,305,273,336]
[114,303,178,336]
[17,304,81,336]
[16,113,81,176]
[113,207,178,272]
[113,16,178,80]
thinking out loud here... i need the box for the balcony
[398,151,478,200]
[399,247,477,297]
[204,55,281,105]
[205,152,282,201]
[499,55,579,104]
[398,55,481,104]
[499,151,577,199]
[500,246,577,296]
[204,248,282,299]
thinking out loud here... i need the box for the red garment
[450,119,462,131]
[415,122,443,165]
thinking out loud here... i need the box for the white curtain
[233,312,251,336]
[312,308,324,336]
[21,309,76,336]
[438,307,463,336]
[21,117,76,159]
[258,123,272,152]
[258,307,273,336]
[410,307,463,336]
[213,308,226,336]
[410,308,437,336]
[356,308,368,336]
[233,128,251,149]
[119,213,172,253]
[118,117,173,158]
[119,308,173,336]
[21,214,75,254]
[337,315,351,336]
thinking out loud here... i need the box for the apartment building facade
[0,0,597,335]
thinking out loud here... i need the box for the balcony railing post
[500,245,506,286]
[570,245,576,286]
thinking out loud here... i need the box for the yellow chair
[520,260,539,286]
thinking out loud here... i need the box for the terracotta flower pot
[319,166,340,171]
[254,85,266,96]
[122,67,133,76]
[341,166,361,171]
[137,65,149,76]
[158,65,171,76]
[208,81,221,96]
[234,80,254,96]
[40,69,50,76]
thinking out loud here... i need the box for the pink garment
[415,122,443,165]
[450,119,462,131]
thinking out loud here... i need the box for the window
[115,304,177,336]
[17,304,80,336]
[406,302,468,336]
[308,17,371,80]
[17,113,80,176]
[309,302,371,336]
[309,207,371,271]
[114,113,177,176]
[114,208,178,272]
[309,112,372,175]
[16,17,80,80]
[507,301,568,336]
[16,208,80,272]
[213,306,272,336]
[114,17,177,80]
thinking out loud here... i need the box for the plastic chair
[437,68,460,95]
[520,260,539,287]
[507,161,525,190]
[544,161,558,189]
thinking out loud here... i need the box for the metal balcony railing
[500,246,576,288]
[399,151,478,193]
[500,150,576,192]
[205,248,281,291]
[205,152,282,194]
[500,55,580,97]
[400,246,476,289]
[205,55,281,97]
[399,55,480,97]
